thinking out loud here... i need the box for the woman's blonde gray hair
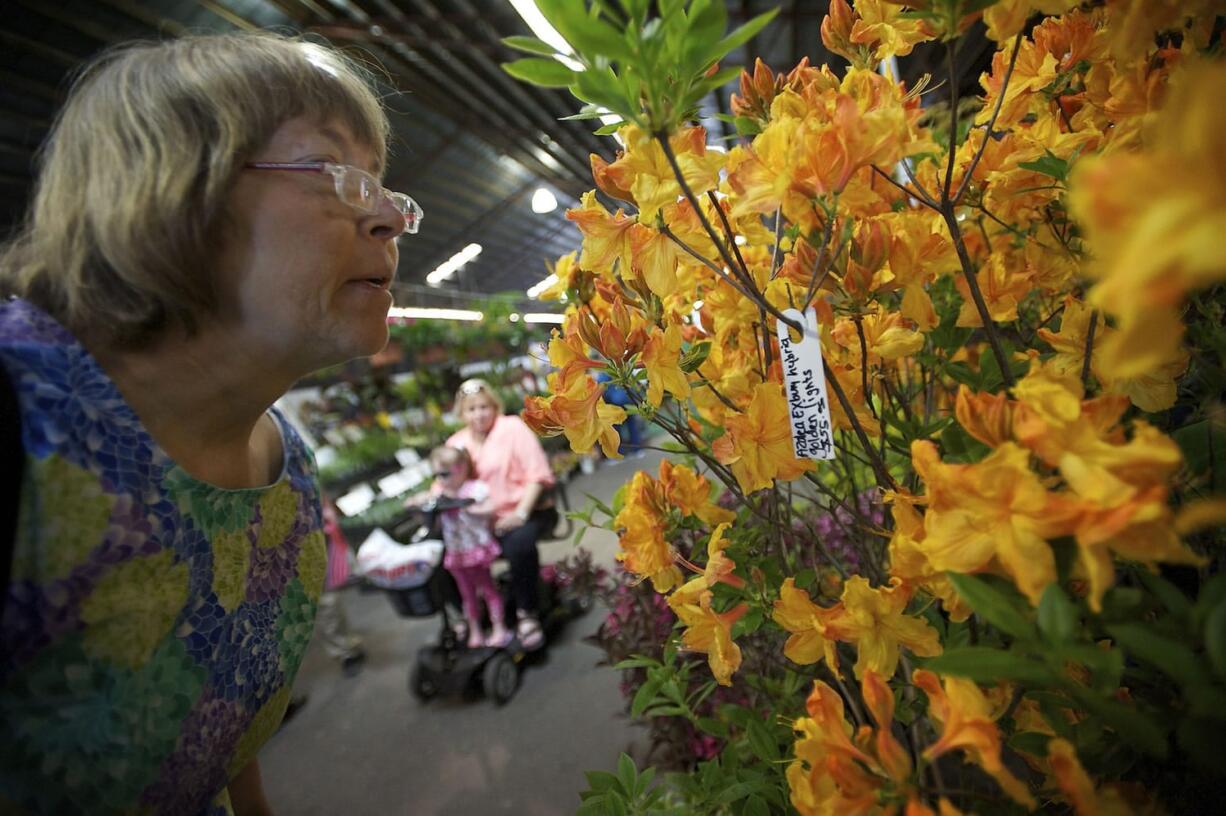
[455,378,505,416]
[0,31,391,347]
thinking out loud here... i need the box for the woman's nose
[367,192,408,241]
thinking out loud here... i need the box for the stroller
[359,494,589,705]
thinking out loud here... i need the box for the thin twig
[954,31,1024,205]
[943,40,961,201]
[824,362,900,492]
[872,165,938,210]
[803,211,839,310]
[1081,310,1098,388]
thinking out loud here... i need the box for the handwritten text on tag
[776,308,835,461]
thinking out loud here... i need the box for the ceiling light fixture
[507,0,582,70]
[388,307,484,321]
[522,312,566,324]
[526,273,558,299]
[425,242,482,287]
[531,187,558,214]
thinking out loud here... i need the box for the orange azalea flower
[861,670,912,782]
[837,576,941,680]
[602,124,724,223]
[772,577,844,671]
[712,382,815,494]
[613,471,682,592]
[911,440,1077,605]
[913,669,1037,809]
[640,323,691,407]
[954,252,1034,327]
[658,460,736,527]
[1047,738,1141,816]
[565,190,635,276]
[667,585,747,686]
[954,386,1014,448]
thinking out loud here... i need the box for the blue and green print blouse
[0,299,326,815]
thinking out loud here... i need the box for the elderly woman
[0,33,420,815]
[446,379,556,650]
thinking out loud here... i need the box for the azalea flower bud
[821,0,857,63]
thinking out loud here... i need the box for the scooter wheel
[410,664,438,701]
[482,652,518,705]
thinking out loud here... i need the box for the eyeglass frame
[243,161,423,234]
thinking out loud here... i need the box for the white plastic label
[776,307,836,461]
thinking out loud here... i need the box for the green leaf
[744,795,770,816]
[1017,150,1070,181]
[584,770,620,794]
[616,752,636,793]
[745,719,780,763]
[922,647,1057,685]
[536,0,632,61]
[709,8,779,63]
[1008,731,1051,757]
[1205,602,1226,680]
[502,58,577,88]
[947,573,1037,640]
[1106,623,1208,688]
[502,35,560,57]
[1071,689,1169,758]
[631,677,662,718]
[614,656,660,670]
[1135,569,1192,618]
[1173,419,1226,481]
[680,341,712,373]
[1037,584,1078,643]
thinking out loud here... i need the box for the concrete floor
[260,449,667,815]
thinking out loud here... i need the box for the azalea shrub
[505,1,1226,813]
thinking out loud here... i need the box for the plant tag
[776,307,835,461]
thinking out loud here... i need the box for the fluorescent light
[522,312,566,324]
[388,307,484,321]
[426,242,483,286]
[531,187,558,214]
[527,273,558,299]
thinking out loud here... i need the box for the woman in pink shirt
[446,378,556,649]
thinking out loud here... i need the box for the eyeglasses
[458,381,490,395]
[244,162,423,234]
[432,470,452,479]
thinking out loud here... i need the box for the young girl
[429,445,513,649]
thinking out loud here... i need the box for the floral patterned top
[0,299,326,815]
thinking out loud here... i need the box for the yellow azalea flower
[848,0,934,61]
[667,587,747,686]
[1038,295,1188,412]
[912,440,1077,605]
[640,323,691,407]
[954,252,1034,327]
[836,576,941,679]
[602,124,724,223]
[772,577,843,671]
[712,382,815,494]
[539,251,579,302]
[626,222,681,297]
[1073,61,1226,394]
[1104,0,1217,62]
[887,499,973,623]
[565,190,635,276]
[658,459,735,527]
[546,320,600,377]
[983,0,1080,43]
[913,669,1037,809]
[522,367,625,459]
[831,310,924,364]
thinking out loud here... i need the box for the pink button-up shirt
[447,414,555,523]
